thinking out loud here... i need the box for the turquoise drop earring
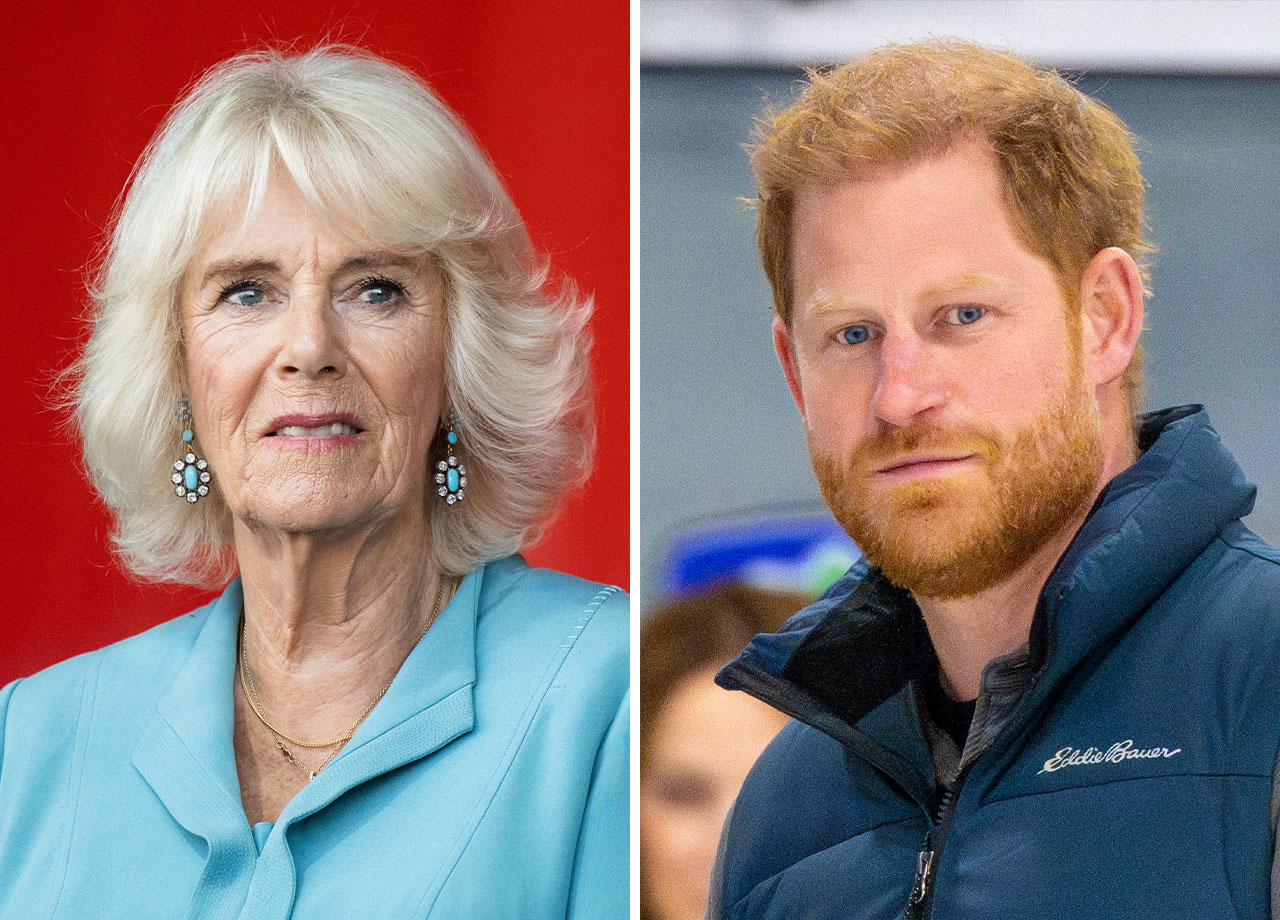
[171,396,210,504]
[435,411,467,506]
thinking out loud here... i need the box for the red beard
[813,364,1103,599]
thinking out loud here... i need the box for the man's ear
[1078,247,1144,387]
[772,315,806,418]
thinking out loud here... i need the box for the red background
[0,2,630,683]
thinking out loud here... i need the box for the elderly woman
[0,47,627,918]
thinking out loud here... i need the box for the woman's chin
[232,495,404,537]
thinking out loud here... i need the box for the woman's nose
[275,289,347,379]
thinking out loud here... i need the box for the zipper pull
[908,848,935,905]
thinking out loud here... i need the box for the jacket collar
[131,565,485,842]
[717,406,1256,736]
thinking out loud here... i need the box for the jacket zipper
[902,776,961,919]
[725,587,1065,919]
[905,845,934,911]
[901,589,1064,918]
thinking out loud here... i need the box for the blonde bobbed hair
[71,45,595,586]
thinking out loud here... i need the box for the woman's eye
[218,283,268,307]
[945,305,985,326]
[356,278,405,304]
[839,325,871,345]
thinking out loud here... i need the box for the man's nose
[869,331,945,427]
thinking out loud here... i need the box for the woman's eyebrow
[197,253,423,287]
[198,258,279,287]
[339,253,425,274]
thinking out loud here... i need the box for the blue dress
[0,555,629,919]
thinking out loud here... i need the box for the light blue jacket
[0,555,629,919]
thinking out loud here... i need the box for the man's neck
[914,518,1079,701]
[917,418,1139,701]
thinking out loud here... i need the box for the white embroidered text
[1037,739,1183,775]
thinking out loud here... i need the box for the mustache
[849,424,1000,472]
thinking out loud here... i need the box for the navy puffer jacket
[713,406,1280,920]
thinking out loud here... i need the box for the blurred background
[640,0,1280,609]
[0,1,628,683]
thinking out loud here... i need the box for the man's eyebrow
[918,273,1012,298]
[806,294,856,316]
[196,252,426,287]
[805,273,1014,315]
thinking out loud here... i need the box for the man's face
[777,139,1104,599]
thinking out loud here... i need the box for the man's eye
[839,325,871,345]
[946,305,985,325]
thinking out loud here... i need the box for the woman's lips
[273,421,358,437]
[263,414,364,447]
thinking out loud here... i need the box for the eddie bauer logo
[1037,739,1183,775]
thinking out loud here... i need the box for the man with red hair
[711,40,1280,918]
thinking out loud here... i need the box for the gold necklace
[240,646,357,748]
[238,575,457,779]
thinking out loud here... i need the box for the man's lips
[874,454,978,476]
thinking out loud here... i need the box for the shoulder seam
[560,586,623,651]
[1216,532,1280,566]
[410,582,625,916]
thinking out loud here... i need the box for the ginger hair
[752,39,1152,403]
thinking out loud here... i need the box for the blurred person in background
[641,584,807,920]
[711,39,1280,919]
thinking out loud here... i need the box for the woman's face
[640,665,790,920]
[181,175,445,535]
